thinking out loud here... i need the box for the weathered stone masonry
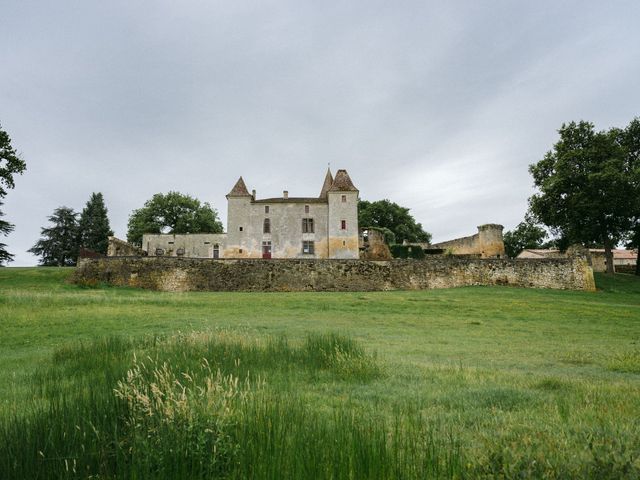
[73,256,595,292]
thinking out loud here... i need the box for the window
[176,247,185,256]
[239,226,243,232]
[341,195,347,203]
[204,241,211,245]
[239,248,243,253]
[302,218,314,233]
[341,220,346,230]
[263,218,270,234]
[265,205,270,214]
[155,248,164,256]
[213,244,219,259]
[304,205,309,214]
[302,241,315,254]
[168,241,174,245]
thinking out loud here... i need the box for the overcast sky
[2,1,639,265]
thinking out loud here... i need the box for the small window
[155,248,164,256]
[302,218,314,233]
[239,226,243,232]
[239,248,243,253]
[343,240,346,246]
[304,205,309,214]
[265,205,270,214]
[341,195,347,203]
[263,218,270,234]
[302,241,315,254]
[176,247,185,256]
[168,241,174,245]
[341,220,346,230]
[204,241,211,245]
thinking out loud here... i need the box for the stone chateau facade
[141,168,360,259]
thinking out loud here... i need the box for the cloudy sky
[2,1,639,265]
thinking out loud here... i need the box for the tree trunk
[636,248,640,276]
[603,239,615,275]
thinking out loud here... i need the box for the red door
[262,242,272,259]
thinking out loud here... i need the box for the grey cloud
[1,1,639,264]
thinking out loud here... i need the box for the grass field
[0,267,639,478]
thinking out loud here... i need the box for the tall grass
[0,332,462,479]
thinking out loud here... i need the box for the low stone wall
[72,256,595,292]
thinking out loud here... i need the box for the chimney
[251,189,256,199]
[283,190,288,199]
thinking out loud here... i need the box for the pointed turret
[328,169,358,192]
[226,176,252,198]
[319,167,334,199]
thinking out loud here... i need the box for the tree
[0,202,15,264]
[503,215,549,258]
[28,207,80,266]
[358,199,431,245]
[0,124,27,265]
[127,191,223,245]
[619,118,640,275]
[79,192,113,254]
[528,121,635,274]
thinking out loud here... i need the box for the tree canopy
[28,207,80,266]
[79,192,113,254]
[502,215,550,258]
[0,202,15,264]
[127,192,223,245]
[358,199,431,245]
[0,124,27,265]
[528,120,637,273]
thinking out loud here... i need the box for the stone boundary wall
[73,256,595,292]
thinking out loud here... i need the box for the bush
[390,245,425,259]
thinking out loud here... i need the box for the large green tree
[619,118,640,275]
[528,121,635,274]
[29,207,80,266]
[358,199,431,245]
[0,124,27,265]
[127,191,223,245]
[503,215,550,258]
[79,192,113,254]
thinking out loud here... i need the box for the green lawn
[0,267,639,478]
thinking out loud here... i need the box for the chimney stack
[252,189,256,199]
[283,190,288,199]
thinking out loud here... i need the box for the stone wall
[73,256,595,292]
[430,224,506,258]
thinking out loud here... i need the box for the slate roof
[328,169,358,192]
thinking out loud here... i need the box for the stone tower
[225,176,253,257]
[327,169,359,259]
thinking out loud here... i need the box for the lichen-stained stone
[73,257,596,292]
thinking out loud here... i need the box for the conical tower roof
[328,169,358,192]
[319,167,334,199]
[226,176,251,197]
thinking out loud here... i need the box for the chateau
[142,168,360,259]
